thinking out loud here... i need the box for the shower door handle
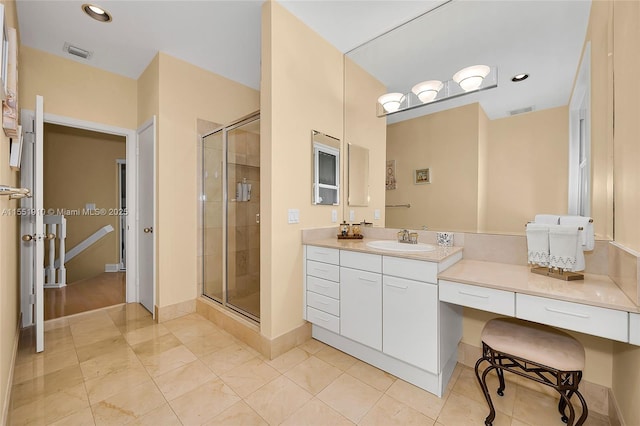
[256,213,260,224]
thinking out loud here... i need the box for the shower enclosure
[202,113,260,321]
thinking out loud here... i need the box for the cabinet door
[340,267,382,350]
[383,275,438,373]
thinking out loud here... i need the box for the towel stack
[526,214,593,272]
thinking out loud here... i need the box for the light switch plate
[288,209,300,224]
[374,209,380,220]
[349,210,355,221]
[331,210,338,223]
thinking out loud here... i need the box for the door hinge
[29,294,36,305]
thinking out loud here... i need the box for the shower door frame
[202,111,260,322]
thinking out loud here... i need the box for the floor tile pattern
[9,304,611,425]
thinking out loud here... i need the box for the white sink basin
[366,240,436,252]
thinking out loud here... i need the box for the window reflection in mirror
[348,143,369,206]
[312,130,340,205]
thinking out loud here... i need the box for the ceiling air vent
[509,106,534,116]
[63,42,93,60]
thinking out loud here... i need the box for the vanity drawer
[383,256,438,283]
[307,291,339,316]
[306,246,339,265]
[306,306,340,334]
[307,276,340,299]
[439,280,515,316]
[516,294,629,342]
[307,260,339,282]
[340,250,381,273]
[630,313,640,346]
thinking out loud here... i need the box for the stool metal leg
[496,367,506,397]
[475,344,499,426]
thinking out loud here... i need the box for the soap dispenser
[340,221,349,237]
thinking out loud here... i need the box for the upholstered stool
[475,318,588,426]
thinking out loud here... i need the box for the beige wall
[261,1,344,339]
[343,58,387,225]
[43,124,125,283]
[20,46,137,130]
[154,53,259,309]
[610,1,640,425]
[0,0,20,420]
[481,106,568,234]
[386,103,480,232]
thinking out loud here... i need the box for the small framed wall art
[414,168,431,184]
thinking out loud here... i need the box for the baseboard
[156,299,196,323]
[2,313,21,426]
[608,387,625,426]
[196,296,311,359]
[105,263,120,272]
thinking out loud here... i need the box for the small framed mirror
[311,130,340,205]
[348,143,369,206]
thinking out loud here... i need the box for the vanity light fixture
[411,80,444,103]
[511,73,529,82]
[377,65,497,117]
[452,65,491,92]
[82,3,112,22]
[377,92,405,113]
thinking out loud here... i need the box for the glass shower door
[202,113,260,321]
[226,117,260,320]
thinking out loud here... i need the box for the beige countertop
[304,237,463,263]
[438,259,639,313]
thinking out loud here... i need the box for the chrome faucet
[397,229,418,244]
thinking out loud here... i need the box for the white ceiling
[16,1,591,120]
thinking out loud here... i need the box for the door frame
[23,111,139,308]
[116,159,126,270]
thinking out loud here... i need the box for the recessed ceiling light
[511,73,529,82]
[82,3,112,22]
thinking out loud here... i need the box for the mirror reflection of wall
[345,0,613,238]
[348,144,369,206]
[311,130,341,206]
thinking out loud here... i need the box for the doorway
[41,123,126,320]
[202,113,260,321]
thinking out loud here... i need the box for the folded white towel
[559,215,594,251]
[549,225,582,271]
[526,223,550,267]
[534,214,560,225]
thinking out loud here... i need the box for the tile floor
[9,303,611,425]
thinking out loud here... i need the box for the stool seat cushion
[481,318,585,371]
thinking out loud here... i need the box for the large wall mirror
[345,0,613,238]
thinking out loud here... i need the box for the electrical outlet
[349,210,355,221]
[331,210,338,223]
[374,209,380,220]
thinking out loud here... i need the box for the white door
[137,118,155,315]
[19,96,45,352]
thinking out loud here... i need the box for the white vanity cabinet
[304,246,340,334]
[383,275,438,372]
[303,244,463,397]
[340,253,382,350]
